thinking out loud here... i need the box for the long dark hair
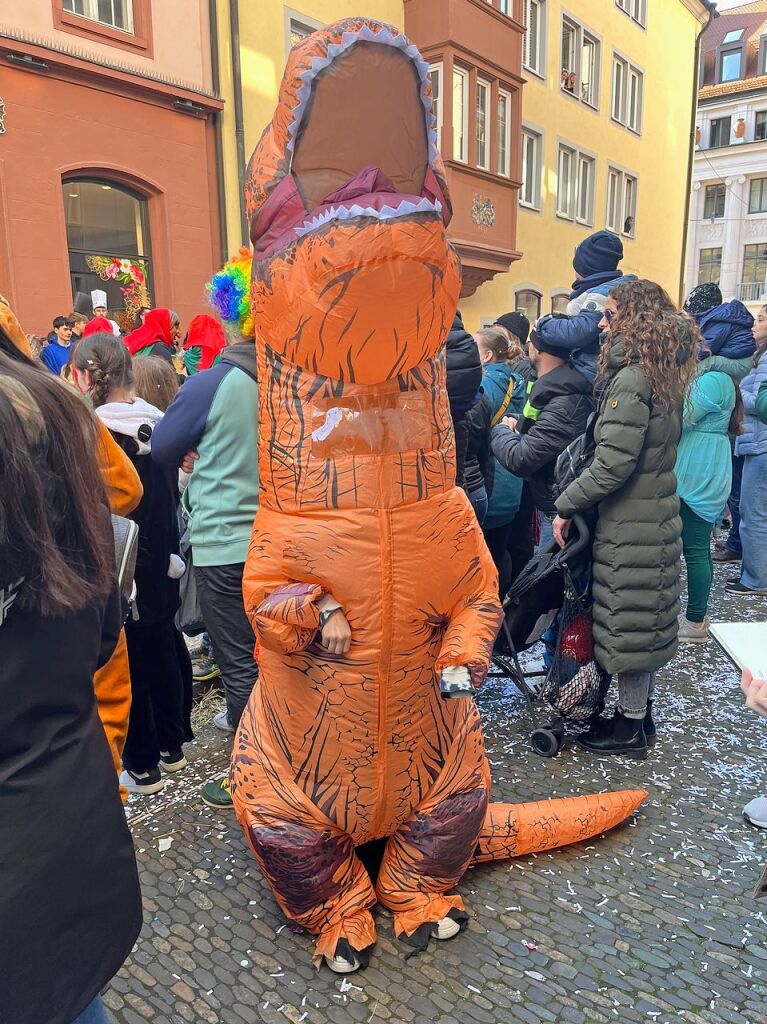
[0,329,113,616]
[729,379,745,438]
[73,332,134,407]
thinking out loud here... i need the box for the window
[756,111,767,142]
[749,178,767,214]
[515,289,542,321]
[498,90,512,177]
[606,167,638,237]
[710,117,731,148]
[429,64,443,150]
[743,243,767,285]
[612,55,643,133]
[63,179,152,332]
[720,49,742,83]
[698,248,722,286]
[289,19,315,47]
[520,127,542,208]
[551,294,570,314]
[704,183,726,219]
[453,67,468,163]
[560,16,600,108]
[722,29,744,45]
[476,79,490,170]
[63,0,133,32]
[616,0,646,26]
[523,0,546,77]
[557,143,595,224]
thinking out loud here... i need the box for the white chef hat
[91,289,107,308]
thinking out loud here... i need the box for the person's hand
[181,449,199,474]
[742,670,767,720]
[321,607,352,656]
[502,416,519,432]
[552,515,571,548]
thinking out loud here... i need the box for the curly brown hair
[598,279,698,412]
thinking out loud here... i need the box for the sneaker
[713,548,741,563]
[725,580,767,596]
[213,710,235,734]
[678,617,709,643]
[743,797,767,829]
[324,950,361,974]
[192,653,221,683]
[201,776,232,808]
[119,766,164,795]
[159,748,188,773]
[433,916,462,941]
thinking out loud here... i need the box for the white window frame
[452,67,469,164]
[63,0,134,32]
[476,78,491,171]
[520,126,543,210]
[612,53,644,134]
[523,0,546,78]
[560,15,601,110]
[606,165,638,237]
[498,89,512,178]
[285,9,323,54]
[556,141,595,225]
[616,0,646,27]
[429,63,444,151]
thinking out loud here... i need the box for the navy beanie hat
[529,314,572,359]
[494,311,530,344]
[573,230,624,278]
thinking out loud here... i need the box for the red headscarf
[83,317,114,338]
[184,314,227,371]
[124,308,173,355]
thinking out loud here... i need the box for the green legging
[680,500,714,623]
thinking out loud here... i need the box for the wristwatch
[318,606,342,630]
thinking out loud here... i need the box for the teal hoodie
[481,362,526,528]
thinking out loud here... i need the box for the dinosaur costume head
[246,18,461,384]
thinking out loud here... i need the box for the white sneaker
[159,749,188,773]
[678,617,709,643]
[744,796,767,829]
[119,766,164,795]
[323,951,360,974]
[433,916,461,941]
[213,710,234,734]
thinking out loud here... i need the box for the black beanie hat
[683,282,722,316]
[573,230,623,278]
[529,314,572,359]
[494,311,530,344]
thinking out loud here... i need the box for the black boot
[577,711,647,760]
[643,701,656,747]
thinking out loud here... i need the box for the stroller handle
[561,513,590,563]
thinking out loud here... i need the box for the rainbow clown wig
[206,247,254,342]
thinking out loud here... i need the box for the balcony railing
[737,281,766,302]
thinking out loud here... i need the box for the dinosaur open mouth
[251,29,449,260]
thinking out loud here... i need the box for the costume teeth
[295,197,442,238]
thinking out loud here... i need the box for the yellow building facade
[215,1,711,328]
[460,0,713,329]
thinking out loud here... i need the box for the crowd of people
[1,226,767,1022]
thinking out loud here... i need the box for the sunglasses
[603,309,615,324]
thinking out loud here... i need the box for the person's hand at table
[742,670,767,720]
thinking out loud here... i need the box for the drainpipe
[680,1,717,304]
[229,0,249,246]
[209,0,228,263]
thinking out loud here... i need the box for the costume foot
[323,939,370,974]
[399,909,469,957]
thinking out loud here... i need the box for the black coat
[491,363,593,514]
[463,390,494,497]
[0,585,142,1024]
[445,312,482,487]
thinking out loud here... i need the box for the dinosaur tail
[473,790,648,864]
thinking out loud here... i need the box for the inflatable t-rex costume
[230,18,646,970]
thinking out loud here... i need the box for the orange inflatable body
[231,19,646,964]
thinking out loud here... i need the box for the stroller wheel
[531,728,561,758]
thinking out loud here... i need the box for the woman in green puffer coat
[552,279,698,759]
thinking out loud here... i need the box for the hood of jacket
[695,300,756,360]
[95,396,164,455]
[445,312,482,423]
[526,362,592,410]
[570,272,637,302]
[221,341,258,382]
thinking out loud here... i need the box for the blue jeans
[468,486,488,527]
[538,512,554,551]
[71,996,110,1024]
[740,452,767,590]
[726,454,743,555]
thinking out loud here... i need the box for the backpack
[555,410,597,495]
[111,514,139,622]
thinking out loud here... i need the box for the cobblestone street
[110,565,767,1024]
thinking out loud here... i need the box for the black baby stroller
[490,513,610,757]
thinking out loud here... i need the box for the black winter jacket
[491,363,593,514]
[445,312,482,486]
[463,390,494,497]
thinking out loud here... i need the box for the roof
[699,70,767,97]
[702,7,767,54]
